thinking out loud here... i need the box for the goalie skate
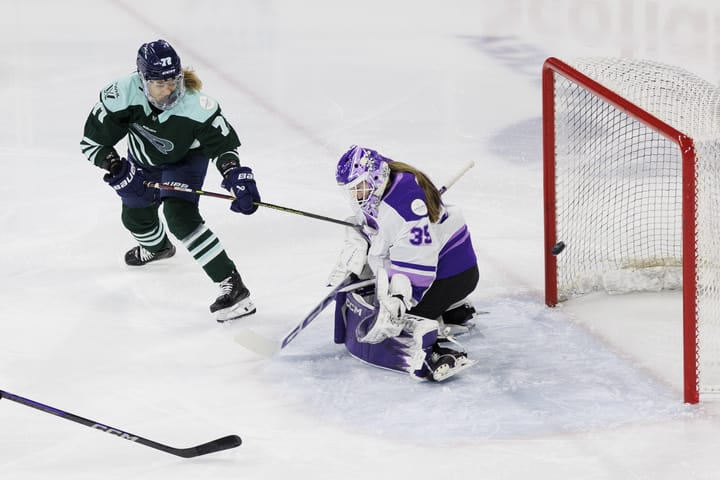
[437,302,477,339]
[437,320,475,339]
[428,345,477,382]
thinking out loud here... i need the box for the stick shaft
[146,159,474,228]
[279,277,374,349]
[144,181,356,228]
[235,278,374,356]
[439,160,475,195]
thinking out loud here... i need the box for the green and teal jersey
[81,73,241,170]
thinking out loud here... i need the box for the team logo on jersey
[199,96,216,110]
[130,123,174,154]
[103,83,119,100]
[411,198,428,216]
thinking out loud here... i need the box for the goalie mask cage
[542,57,720,404]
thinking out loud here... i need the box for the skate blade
[216,299,257,323]
[431,358,478,382]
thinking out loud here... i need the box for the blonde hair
[388,161,443,223]
[183,68,202,92]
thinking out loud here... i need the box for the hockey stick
[0,389,241,458]
[144,181,356,228]
[145,160,473,228]
[234,277,374,357]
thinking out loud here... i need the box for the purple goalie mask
[335,145,392,218]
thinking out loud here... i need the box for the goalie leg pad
[336,292,438,378]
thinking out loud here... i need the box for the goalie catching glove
[326,223,370,287]
[360,269,414,344]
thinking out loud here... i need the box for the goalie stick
[233,160,476,357]
[234,277,374,357]
[437,159,474,195]
[0,389,241,458]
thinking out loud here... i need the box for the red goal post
[542,56,720,403]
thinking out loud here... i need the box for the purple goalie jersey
[364,172,477,304]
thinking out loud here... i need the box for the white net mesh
[550,57,720,396]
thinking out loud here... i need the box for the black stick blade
[177,435,242,458]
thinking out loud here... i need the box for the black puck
[551,241,566,255]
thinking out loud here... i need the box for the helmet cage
[336,146,391,218]
[139,72,185,110]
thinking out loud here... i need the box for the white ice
[2,1,720,479]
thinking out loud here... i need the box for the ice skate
[437,302,476,338]
[211,270,256,322]
[125,241,176,266]
[428,343,477,381]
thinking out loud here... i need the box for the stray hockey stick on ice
[144,181,357,228]
[0,389,241,458]
[234,276,374,357]
[233,160,475,357]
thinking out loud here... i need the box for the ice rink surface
[2,1,720,478]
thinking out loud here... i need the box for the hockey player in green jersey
[80,39,259,322]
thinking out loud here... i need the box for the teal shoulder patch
[100,74,148,114]
[158,91,220,123]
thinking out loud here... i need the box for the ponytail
[183,68,203,92]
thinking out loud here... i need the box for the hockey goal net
[542,56,720,403]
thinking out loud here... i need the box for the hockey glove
[221,166,261,215]
[360,271,413,344]
[102,152,154,208]
[327,222,370,287]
